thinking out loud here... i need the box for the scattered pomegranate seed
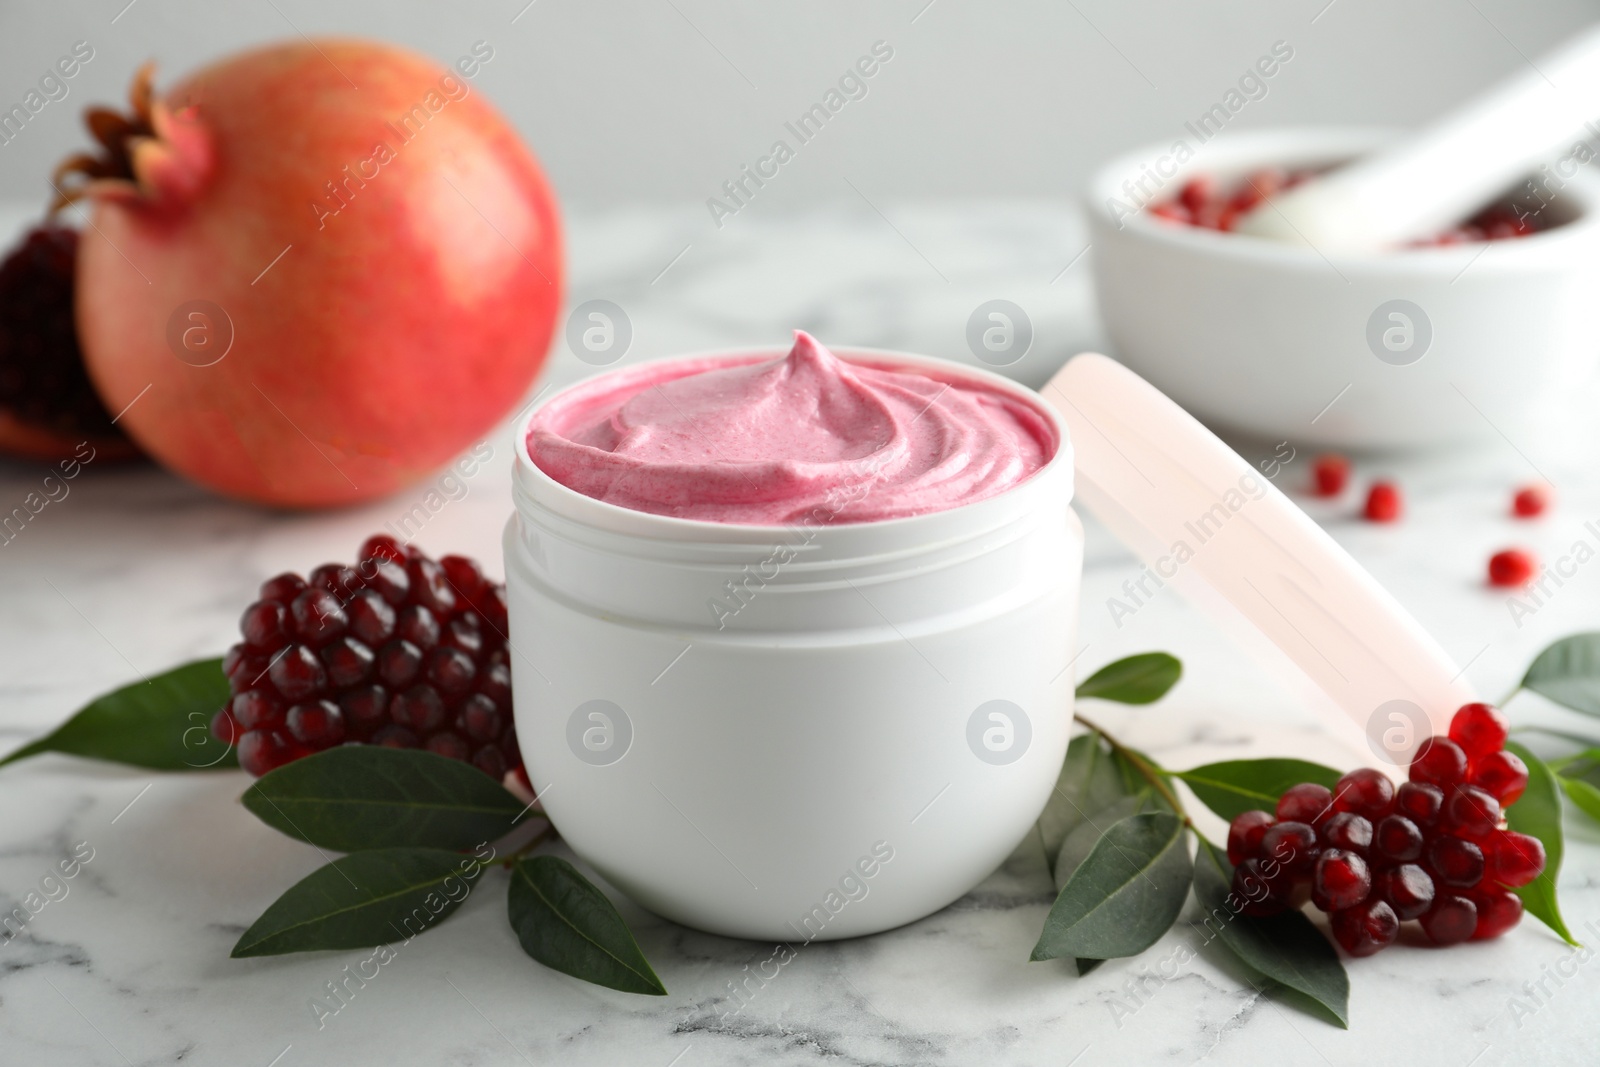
[1512,484,1551,518]
[1311,454,1351,497]
[1260,821,1319,876]
[1364,481,1403,522]
[1487,548,1538,588]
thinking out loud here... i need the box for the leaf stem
[501,821,559,865]
[1073,712,1191,826]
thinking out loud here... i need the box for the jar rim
[512,346,1073,544]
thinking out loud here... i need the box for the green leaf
[1037,731,1144,861]
[1075,957,1105,976]
[243,747,525,852]
[1521,634,1600,717]
[1559,775,1600,825]
[1504,740,1578,945]
[1053,790,1167,890]
[0,658,235,771]
[1031,812,1192,962]
[1075,653,1182,705]
[232,847,489,957]
[1174,759,1342,822]
[508,856,666,995]
[1192,840,1349,1027]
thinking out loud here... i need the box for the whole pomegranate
[63,41,561,506]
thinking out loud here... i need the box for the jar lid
[1040,354,1474,744]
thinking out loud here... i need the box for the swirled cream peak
[527,331,1054,524]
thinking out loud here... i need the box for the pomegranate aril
[1470,889,1524,940]
[480,586,509,634]
[478,662,512,708]
[1512,484,1550,518]
[1445,785,1501,840]
[1313,849,1371,912]
[1487,549,1538,588]
[371,724,419,748]
[1334,767,1395,819]
[1490,831,1545,888]
[290,588,348,646]
[459,693,504,743]
[1320,812,1372,853]
[269,644,326,702]
[444,616,484,658]
[391,685,447,733]
[1228,810,1275,865]
[1410,736,1469,787]
[287,700,345,747]
[1277,782,1335,826]
[1311,453,1351,497]
[347,589,397,646]
[1421,894,1478,945]
[310,563,363,599]
[321,636,376,688]
[424,731,470,761]
[1364,481,1402,522]
[1376,863,1435,921]
[396,604,440,649]
[232,689,284,731]
[362,557,410,606]
[1331,898,1399,957]
[224,644,267,690]
[210,707,238,746]
[1260,821,1318,877]
[440,554,487,604]
[1471,750,1528,806]
[359,534,406,565]
[1429,835,1486,888]
[407,558,458,615]
[259,573,307,604]
[427,647,477,697]
[1396,781,1444,826]
[238,729,298,776]
[240,601,291,651]
[1374,814,1424,863]
[1178,177,1213,215]
[377,640,423,689]
[1449,702,1508,760]
[339,684,390,733]
[472,744,508,779]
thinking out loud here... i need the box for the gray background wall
[2,0,1598,213]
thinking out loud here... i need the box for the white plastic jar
[505,347,1080,941]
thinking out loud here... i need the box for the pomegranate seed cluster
[212,536,518,779]
[1226,702,1542,957]
[1150,170,1545,244]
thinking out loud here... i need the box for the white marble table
[3,201,1600,1067]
